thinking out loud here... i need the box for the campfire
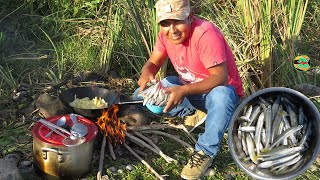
[96,104,126,145]
[95,104,197,180]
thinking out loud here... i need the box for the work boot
[180,150,213,180]
[183,110,207,132]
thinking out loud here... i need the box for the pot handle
[41,147,70,163]
[52,80,68,90]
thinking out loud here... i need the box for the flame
[96,104,127,144]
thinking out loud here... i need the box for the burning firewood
[96,105,127,179]
[96,105,127,145]
[108,140,116,160]
[95,104,196,179]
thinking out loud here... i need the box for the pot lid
[32,114,98,146]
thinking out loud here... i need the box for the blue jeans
[134,76,240,158]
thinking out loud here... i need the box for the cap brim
[157,14,188,23]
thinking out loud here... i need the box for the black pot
[228,87,320,180]
[58,86,120,118]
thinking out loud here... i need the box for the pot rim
[32,114,98,146]
[228,87,320,180]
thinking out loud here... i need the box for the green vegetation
[0,0,319,179]
[1,0,319,91]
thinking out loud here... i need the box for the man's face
[159,17,193,45]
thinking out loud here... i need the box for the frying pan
[58,86,143,118]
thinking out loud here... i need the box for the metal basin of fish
[228,87,320,180]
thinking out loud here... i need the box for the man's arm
[138,50,168,91]
[181,61,228,95]
[163,61,228,112]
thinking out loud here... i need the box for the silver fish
[255,112,264,154]
[246,134,257,164]
[281,97,297,111]
[261,128,266,147]
[277,120,285,137]
[140,81,170,107]
[271,96,281,119]
[269,125,303,149]
[298,122,312,147]
[284,101,298,127]
[260,145,287,154]
[237,124,242,141]
[237,116,252,122]
[238,126,256,132]
[241,134,248,156]
[147,82,159,99]
[248,105,262,125]
[265,105,272,148]
[259,96,272,106]
[257,146,304,160]
[257,152,299,169]
[282,113,297,144]
[271,105,284,143]
[271,154,302,172]
[244,105,253,119]
[238,95,311,170]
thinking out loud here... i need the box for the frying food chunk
[70,96,108,109]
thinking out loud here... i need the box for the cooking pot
[32,114,98,179]
[58,85,143,118]
[228,87,320,180]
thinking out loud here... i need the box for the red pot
[32,115,98,179]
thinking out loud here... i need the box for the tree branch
[141,130,194,153]
[124,132,175,163]
[123,143,164,180]
[133,131,177,163]
[97,135,108,180]
[108,139,116,160]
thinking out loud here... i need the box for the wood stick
[133,131,177,163]
[107,140,116,160]
[124,132,174,163]
[97,135,108,180]
[141,130,194,152]
[132,131,161,151]
[127,124,179,131]
[123,143,164,180]
[133,148,148,157]
[128,124,197,143]
[177,124,197,143]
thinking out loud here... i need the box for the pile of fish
[236,95,312,173]
[138,81,169,107]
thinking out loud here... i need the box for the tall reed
[100,1,123,74]
[273,0,310,87]
[121,0,165,79]
[0,65,17,89]
[199,0,310,94]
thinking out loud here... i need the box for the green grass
[0,121,33,156]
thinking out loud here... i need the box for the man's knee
[206,85,239,108]
[208,86,233,100]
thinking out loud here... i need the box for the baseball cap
[155,0,191,23]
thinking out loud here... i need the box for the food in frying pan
[69,96,108,109]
